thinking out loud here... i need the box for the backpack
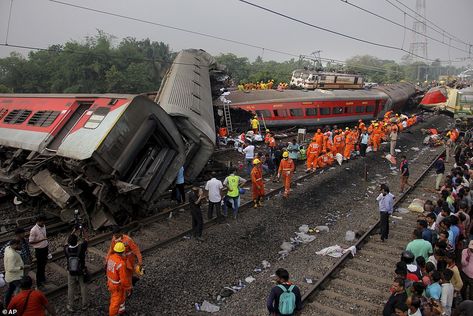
[66,245,82,274]
[277,284,296,315]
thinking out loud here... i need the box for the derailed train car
[0,49,224,229]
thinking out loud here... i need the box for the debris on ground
[408,198,425,213]
[396,208,409,214]
[411,147,420,151]
[244,276,255,284]
[385,154,397,165]
[315,225,330,233]
[395,149,401,153]
[336,153,343,165]
[200,300,220,313]
[316,245,344,257]
[305,278,313,284]
[345,230,355,241]
[298,224,309,233]
[261,260,271,269]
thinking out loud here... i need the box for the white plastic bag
[345,230,355,241]
[200,300,220,313]
[298,224,309,233]
[335,153,343,166]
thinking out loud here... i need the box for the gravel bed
[47,115,451,315]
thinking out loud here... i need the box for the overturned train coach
[228,82,416,127]
[0,49,225,229]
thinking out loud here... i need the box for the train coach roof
[0,93,137,99]
[227,88,386,105]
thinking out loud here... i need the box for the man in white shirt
[242,142,255,175]
[440,269,454,316]
[3,239,25,306]
[29,215,49,288]
[205,172,224,221]
[377,184,395,242]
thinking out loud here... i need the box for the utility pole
[408,0,428,62]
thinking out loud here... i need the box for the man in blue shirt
[359,130,369,157]
[417,220,433,244]
[377,184,395,241]
[175,166,185,203]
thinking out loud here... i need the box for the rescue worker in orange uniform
[343,128,355,160]
[107,227,143,290]
[107,242,131,316]
[371,123,382,152]
[264,129,271,144]
[306,139,320,172]
[333,130,344,155]
[314,129,324,148]
[326,150,334,165]
[268,133,276,157]
[251,158,265,208]
[278,151,294,198]
[358,119,365,130]
[317,150,328,168]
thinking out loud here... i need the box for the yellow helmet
[282,151,289,158]
[113,242,126,253]
[266,129,270,132]
[253,158,261,165]
[345,127,349,130]
[254,115,258,119]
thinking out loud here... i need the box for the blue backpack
[277,284,296,315]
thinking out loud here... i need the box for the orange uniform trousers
[282,173,291,197]
[109,286,126,316]
[306,153,318,170]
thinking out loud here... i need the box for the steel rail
[300,148,445,304]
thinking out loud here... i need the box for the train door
[46,101,93,151]
[373,100,381,118]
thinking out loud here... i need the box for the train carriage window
[3,109,32,124]
[256,110,271,118]
[305,108,317,116]
[289,108,303,117]
[84,107,110,129]
[366,105,375,113]
[333,107,343,115]
[355,106,365,113]
[27,111,60,127]
[273,109,288,117]
[319,108,330,115]
[344,107,352,114]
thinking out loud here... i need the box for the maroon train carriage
[227,83,415,128]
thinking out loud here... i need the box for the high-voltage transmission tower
[408,0,428,61]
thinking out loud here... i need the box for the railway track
[38,155,326,300]
[301,149,445,315]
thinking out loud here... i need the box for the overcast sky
[0,0,472,66]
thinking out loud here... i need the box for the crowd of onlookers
[383,137,473,316]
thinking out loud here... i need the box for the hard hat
[113,242,126,253]
[282,151,289,158]
[345,127,349,130]
[253,158,261,165]
[266,129,270,132]
[374,123,379,127]
[384,123,388,126]
[395,114,399,117]
[254,115,258,119]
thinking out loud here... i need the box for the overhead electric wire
[385,0,471,48]
[4,0,14,45]
[237,0,471,63]
[340,0,470,55]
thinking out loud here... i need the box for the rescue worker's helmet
[254,115,258,119]
[345,127,349,130]
[374,123,379,127]
[282,151,289,158]
[113,242,126,253]
[266,129,270,132]
[253,158,261,165]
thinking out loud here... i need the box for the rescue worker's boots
[257,197,263,207]
[253,200,258,208]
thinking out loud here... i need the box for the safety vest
[308,142,320,155]
[299,148,307,160]
[251,119,259,129]
[226,175,240,197]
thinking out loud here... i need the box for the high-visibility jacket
[107,235,142,270]
[225,175,241,197]
[333,135,343,146]
[278,158,294,176]
[307,142,320,155]
[251,118,259,129]
[106,253,131,290]
[299,148,307,160]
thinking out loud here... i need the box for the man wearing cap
[0,227,32,265]
[461,240,473,300]
[251,158,265,208]
[278,151,295,198]
[106,242,131,316]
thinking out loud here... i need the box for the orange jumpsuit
[306,142,320,171]
[251,166,265,200]
[107,235,142,286]
[326,152,334,165]
[278,158,295,197]
[343,132,355,159]
[314,132,324,149]
[333,134,344,155]
[107,253,131,316]
[372,128,382,152]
